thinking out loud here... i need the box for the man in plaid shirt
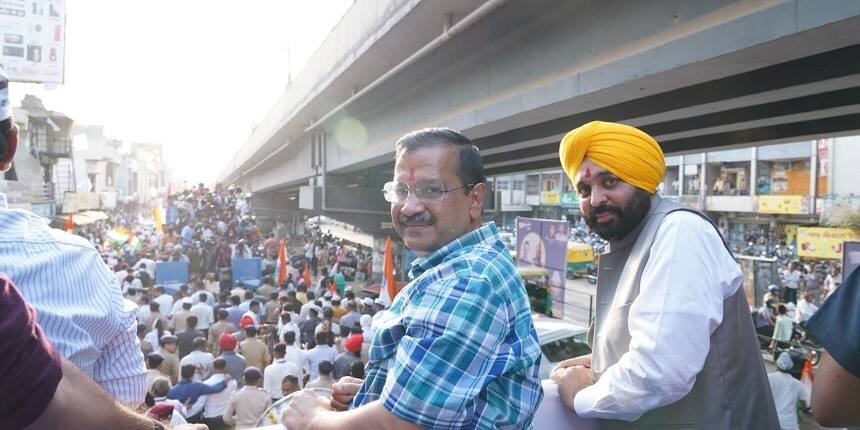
[282,128,544,429]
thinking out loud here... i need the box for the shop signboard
[540,191,561,206]
[756,195,805,214]
[0,0,66,83]
[797,227,860,260]
[516,217,569,317]
[561,192,578,207]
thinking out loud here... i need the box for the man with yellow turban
[550,121,778,429]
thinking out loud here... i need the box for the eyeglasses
[381,181,476,203]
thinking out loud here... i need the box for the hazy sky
[11,0,353,184]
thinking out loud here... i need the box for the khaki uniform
[222,386,272,429]
[239,337,270,371]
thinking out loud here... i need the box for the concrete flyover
[220,0,860,235]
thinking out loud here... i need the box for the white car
[533,315,591,379]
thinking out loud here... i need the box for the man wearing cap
[209,309,238,355]
[0,71,145,405]
[146,352,171,392]
[160,334,182,385]
[767,352,810,430]
[223,367,272,429]
[282,128,542,430]
[550,121,778,428]
[334,328,363,380]
[218,332,247,387]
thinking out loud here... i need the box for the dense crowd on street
[65,185,385,428]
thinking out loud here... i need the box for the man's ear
[469,182,486,219]
[0,123,18,173]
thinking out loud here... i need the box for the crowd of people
[66,185,388,429]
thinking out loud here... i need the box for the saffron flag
[277,240,288,285]
[153,206,164,234]
[801,352,815,406]
[380,236,397,306]
[303,264,312,288]
[65,212,74,232]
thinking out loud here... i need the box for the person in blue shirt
[167,364,230,418]
[805,266,860,427]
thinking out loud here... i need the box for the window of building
[707,161,750,196]
[106,163,115,187]
[756,160,809,195]
[526,174,540,194]
[682,164,701,195]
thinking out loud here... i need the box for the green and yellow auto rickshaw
[567,242,594,279]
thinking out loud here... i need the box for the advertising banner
[516,217,570,317]
[0,0,65,83]
[797,227,860,260]
[232,258,262,289]
[756,195,805,214]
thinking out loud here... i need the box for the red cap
[344,333,363,353]
[219,332,237,351]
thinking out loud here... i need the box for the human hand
[330,376,364,411]
[550,353,592,379]
[281,390,333,430]
[550,365,594,411]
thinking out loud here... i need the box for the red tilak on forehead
[407,168,416,181]
[584,168,591,179]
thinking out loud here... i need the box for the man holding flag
[282,128,543,429]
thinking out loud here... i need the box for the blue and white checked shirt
[352,222,544,429]
[0,198,146,405]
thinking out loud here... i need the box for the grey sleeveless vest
[589,195,779,429]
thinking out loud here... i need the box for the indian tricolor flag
[106,227,131,247]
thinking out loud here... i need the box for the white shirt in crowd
[283,345,307,388]
[199,373,239,419]
[264,358,300,399]
[191,300,214,330]
[180,350,215,381]
[277,322,301,346]
[305,344,337,381]
[767,371,810,430]
[573,212,745,421]
[783,270,801,290]
[794,299,818,324]
[154,293,174,317]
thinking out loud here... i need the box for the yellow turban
[559,121,665,193]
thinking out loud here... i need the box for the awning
[54,212,104,226]
[79,210,109,222]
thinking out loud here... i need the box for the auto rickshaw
[567,242,594,279]
[518,265,552,316]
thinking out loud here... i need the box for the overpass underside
[230,0,860,236]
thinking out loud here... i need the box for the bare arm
[811,352,860,427]
[25,359,205,430]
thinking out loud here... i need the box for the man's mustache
[398,212,435,226]
[590,204,621,221]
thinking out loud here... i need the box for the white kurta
[574,211,744,421]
